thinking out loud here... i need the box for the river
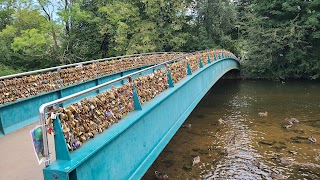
[143,79,320,180]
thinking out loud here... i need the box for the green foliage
[0,0,238,73]
[99,1,143,55]
[0,2,14,30]
[0,3,60,70]
[11,28,53,53]
[190,0,236,51]
[126,21,158,54]
[0,63,21,76]
[1,0,318,80]
[239,0,320,80]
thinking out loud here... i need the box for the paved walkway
[0,123,55,180]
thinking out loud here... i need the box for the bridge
[0,49,239,179]
[0,52,182,136]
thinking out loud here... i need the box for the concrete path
[0,123,55,180]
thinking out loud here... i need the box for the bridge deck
[0,50,238,180]
[0,122,55,180]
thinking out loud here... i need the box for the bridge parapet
[0,52,185,136]
[0,52,183,106]
[40,50,239,180]
[0,49,236,136]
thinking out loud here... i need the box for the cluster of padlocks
[0,53,182,105]
[134,69,169,104]
[47,83,135,151]
[45,49,235,151]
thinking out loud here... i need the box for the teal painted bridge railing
[0,52,182,136]
[41,51,239,180]
[0,66,154,136]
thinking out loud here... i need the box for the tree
[0,0,15,31]
[0,7,60,70]
[0,63,20,76]
[239,0,320,80]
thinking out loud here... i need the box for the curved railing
[0,52,184,106]
[40,49,237,167]
[0,49,236,136]
[0,52,189,135]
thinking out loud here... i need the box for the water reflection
[143,80,320,180]
[203,92,271,179]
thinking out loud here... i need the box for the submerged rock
[162,159,174,168]
[182,164,192,171]
[192,148,200,152]
[279,157,295,165]
[259,140,276,146]
[273,144,287,150]
[291,136,309,140]
[291,140,302,143]
[278,141,286,145]
[198,149,209,155]
[291,129,304,134]
[197,114,206,119]
[271,172,289,180]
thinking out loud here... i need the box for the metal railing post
[39,106,50,166]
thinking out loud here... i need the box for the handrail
[39,49,237,167]
[39,52,191,166]
[0,51,182,80]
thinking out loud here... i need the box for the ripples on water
[200,94,271,180]
[143,80,320,180]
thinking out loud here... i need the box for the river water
[143,80,320,180]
